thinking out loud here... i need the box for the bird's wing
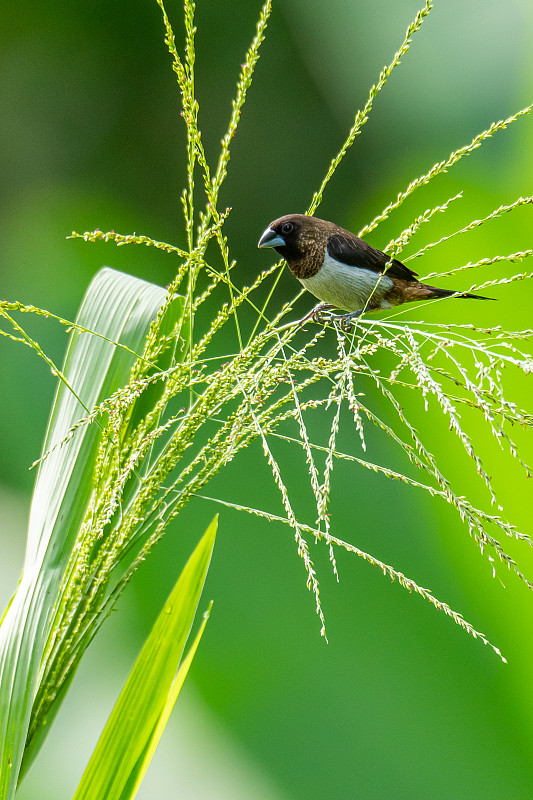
[327,233,418,281]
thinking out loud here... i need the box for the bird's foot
[298,306,363,331]
[330,310,363,332]
[298,304,336,326]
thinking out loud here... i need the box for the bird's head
[257,214,314,259]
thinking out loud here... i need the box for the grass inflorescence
[2,6,533,779]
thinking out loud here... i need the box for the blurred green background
[1,0,533,797]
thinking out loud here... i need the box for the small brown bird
[258,214,492,328]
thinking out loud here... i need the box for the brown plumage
[258,214,493,327]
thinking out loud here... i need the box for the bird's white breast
[300,252,394,312]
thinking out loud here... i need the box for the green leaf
[73,515,217,800]
[0,268,184,799]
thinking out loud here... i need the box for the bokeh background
[2,0,533,797]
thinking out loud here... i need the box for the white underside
[300,253,394,312]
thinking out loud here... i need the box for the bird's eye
[281,222,294,235]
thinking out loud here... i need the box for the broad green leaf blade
[0,268,183,800]
[73,515,217,800]
[119,608,212,800]
[137,600,213,783]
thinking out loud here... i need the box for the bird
[257,213,492,329]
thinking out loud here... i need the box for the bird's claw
[298,304,336,327]
[313,308,334,325]
[338,312,362,332]
[330,310,363,331]
[298,306,363,331]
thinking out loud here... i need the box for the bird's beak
[258,226,285,248]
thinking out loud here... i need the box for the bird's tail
[421,284,494,301]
